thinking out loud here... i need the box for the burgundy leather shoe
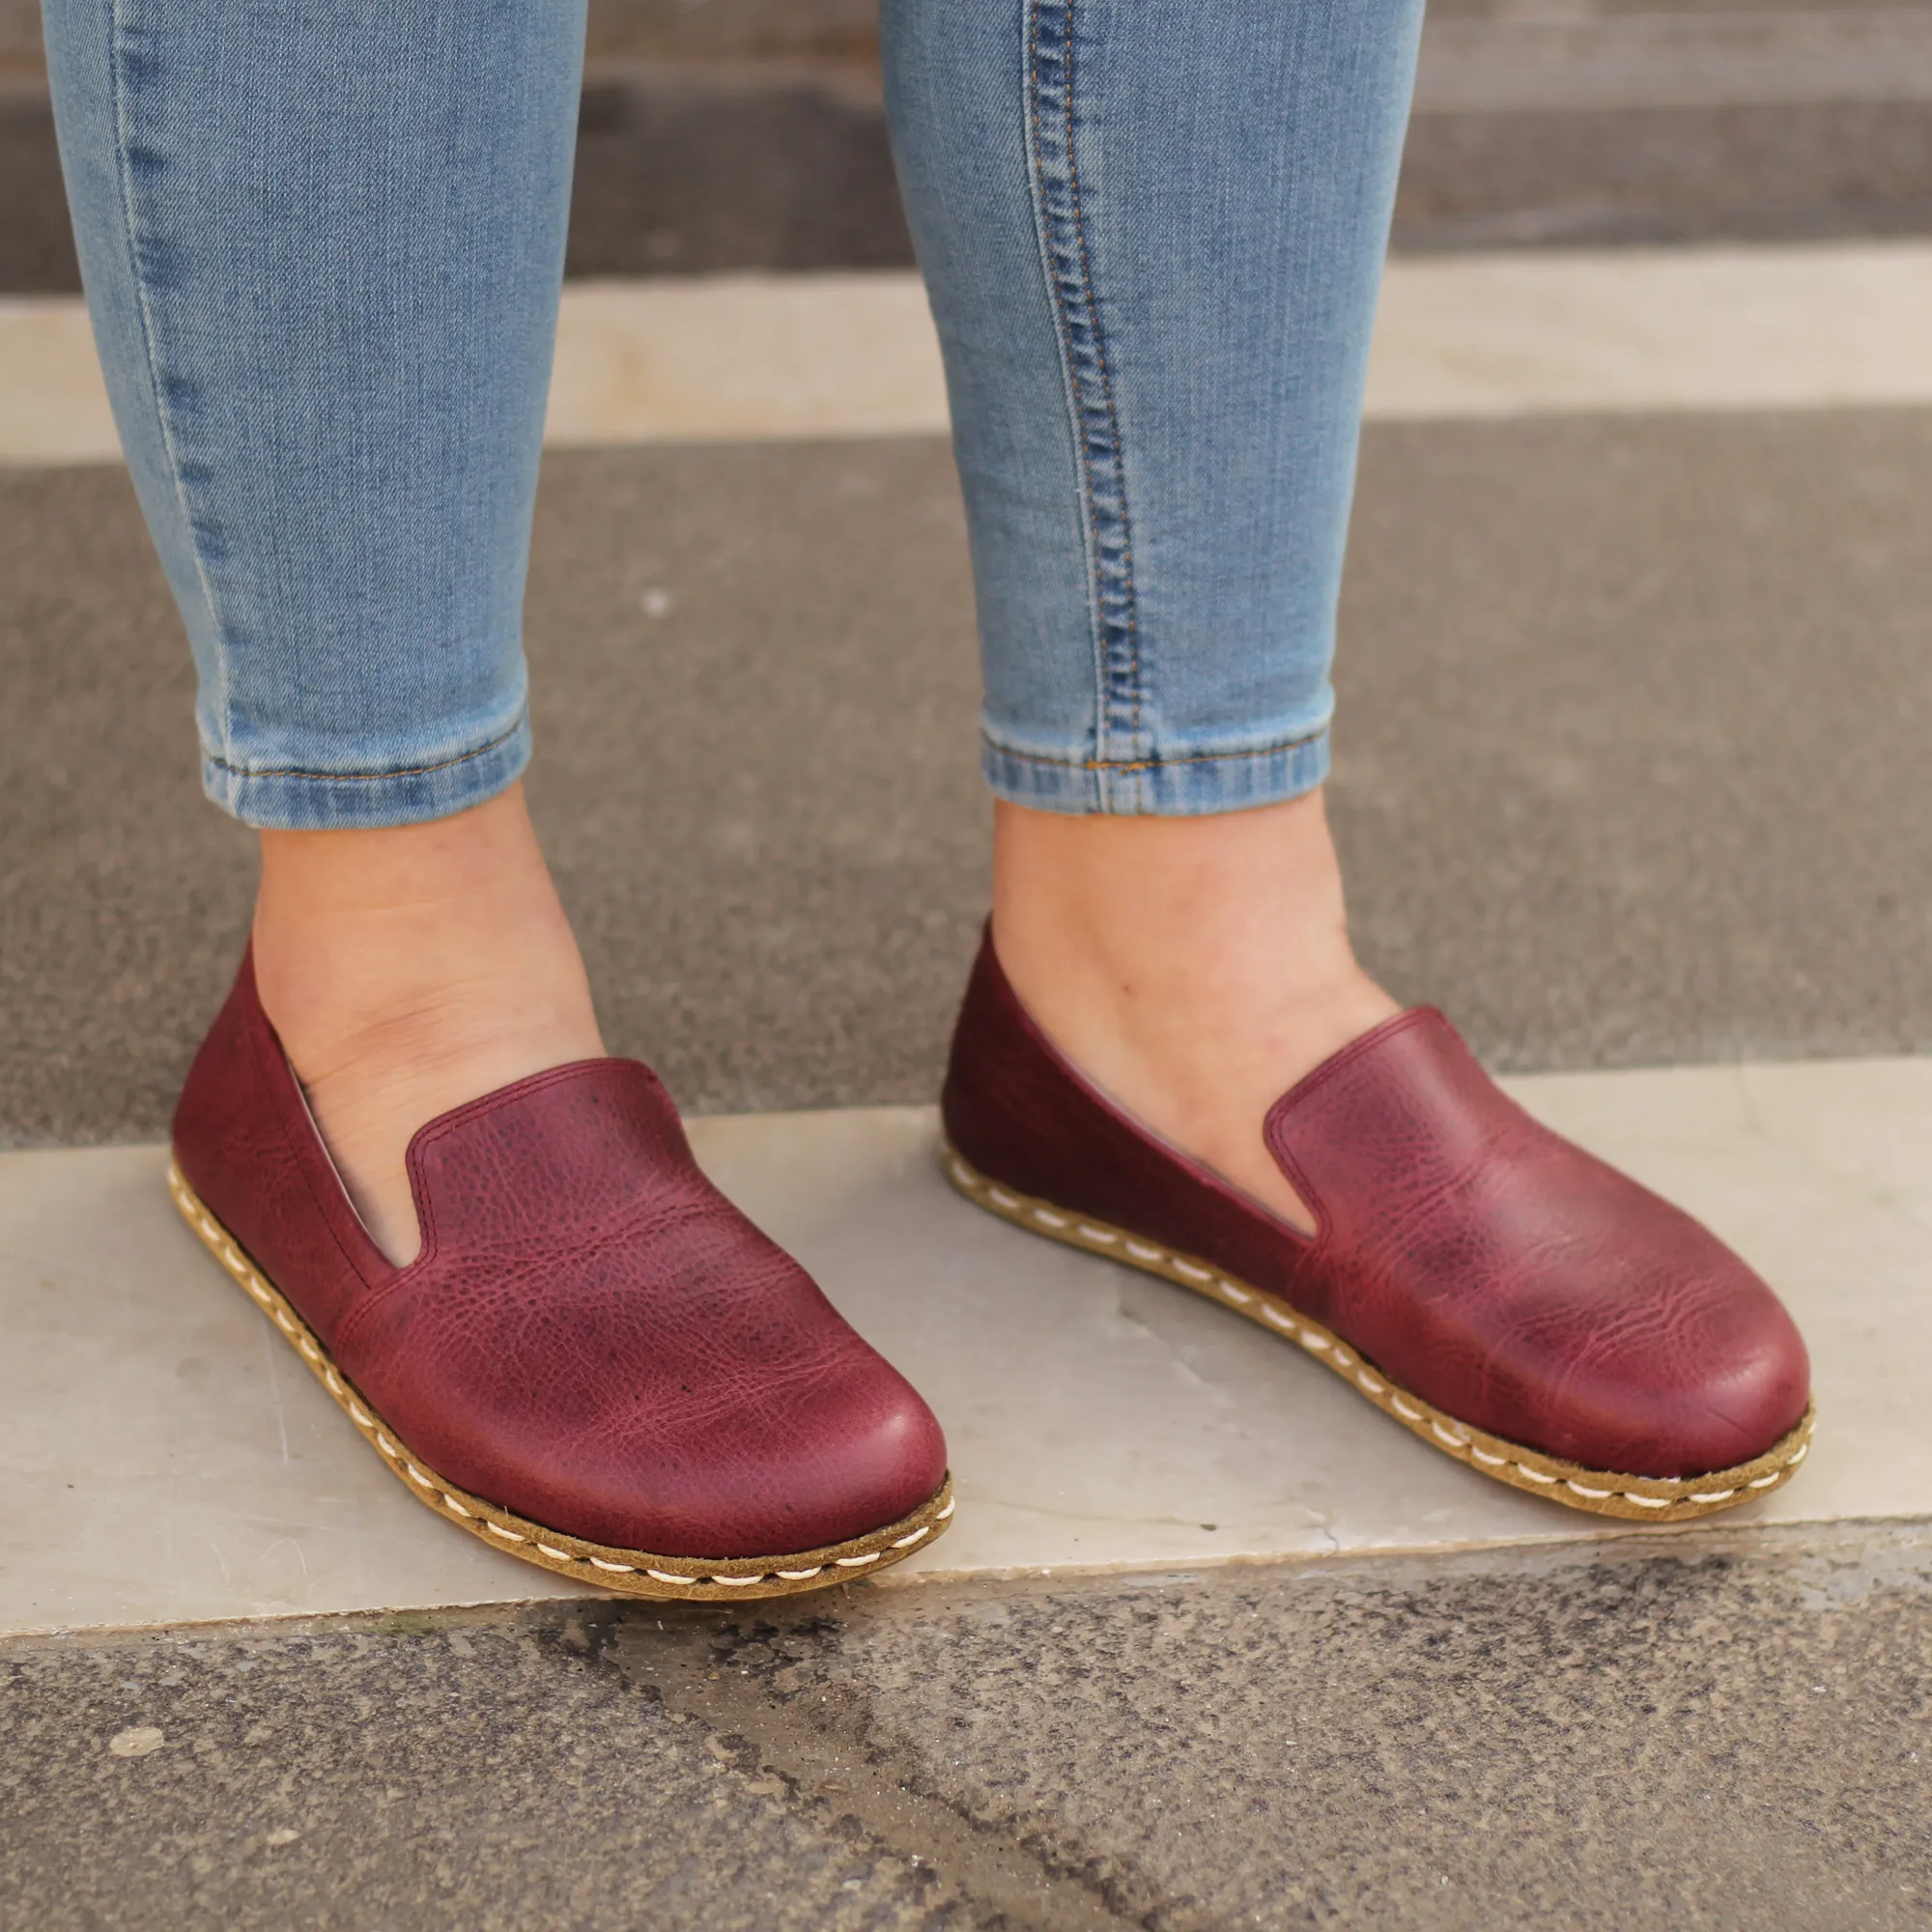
[941,931,1812,1520]
[169,952,952,1600]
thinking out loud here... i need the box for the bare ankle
[989,791,1398,1231]
[249,784,604,1263]
[253,786,596,1058]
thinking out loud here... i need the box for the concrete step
[14,244,1932,466]
[9,5,1932,292]
[0,0,883,69]
[3,1062,1926,1634]
[1403,4,1932,245]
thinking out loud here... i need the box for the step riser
[10,17,1932,293]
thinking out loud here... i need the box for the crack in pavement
[583,1602,1152,1932]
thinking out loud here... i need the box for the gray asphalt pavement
[4,412,1929,1146]
[7,1522,1929,1930]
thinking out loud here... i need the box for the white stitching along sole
[941,1141,1813,1523]
[168,1160,954,1601]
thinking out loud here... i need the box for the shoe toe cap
[1505,1250,1813,1479]
[1631,1281,1811,1477]
[409,1342,950,1563]
[591,1356,950,1559]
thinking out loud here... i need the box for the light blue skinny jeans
[44,0,1424,827]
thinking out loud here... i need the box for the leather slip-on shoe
[940,932,1813,1521]
[169,952,952,1601]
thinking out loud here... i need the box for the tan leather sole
[943,1140,1813,1523]
[169,1160,953,1601]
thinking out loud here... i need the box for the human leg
[43,0,950,1585]
[989,794,1393,1232]
[253,787,601,1259]
[886,0,1812,1505]
[883,0,1420,1226]
[43,0,600,1260]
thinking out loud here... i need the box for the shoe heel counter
[940,929,1121,1212]
[939,930,1293,1289]
[939,931,1026,1178]
[171,949,275,1208]
[171,948,385,1343]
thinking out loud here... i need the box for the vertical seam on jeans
[106,0,233,772]
[1025,0,1142,809]
[1021,0,1103,780]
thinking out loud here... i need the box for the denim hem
[982,726,1331,816]
[201,710,531,831]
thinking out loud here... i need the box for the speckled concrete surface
[4,412,1930,1145]
[7,1521,1929,1929]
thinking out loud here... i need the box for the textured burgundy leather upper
[941,932,1809,1478]
[174,952,947,1556]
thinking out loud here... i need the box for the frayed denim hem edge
[201,711,531,831]
[981,727,1331,816]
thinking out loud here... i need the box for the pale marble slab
[12,243,1932,466]
[1,1057,1927,1634]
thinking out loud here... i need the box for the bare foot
[990,790,1398,1234]
[251,783,606,1264]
